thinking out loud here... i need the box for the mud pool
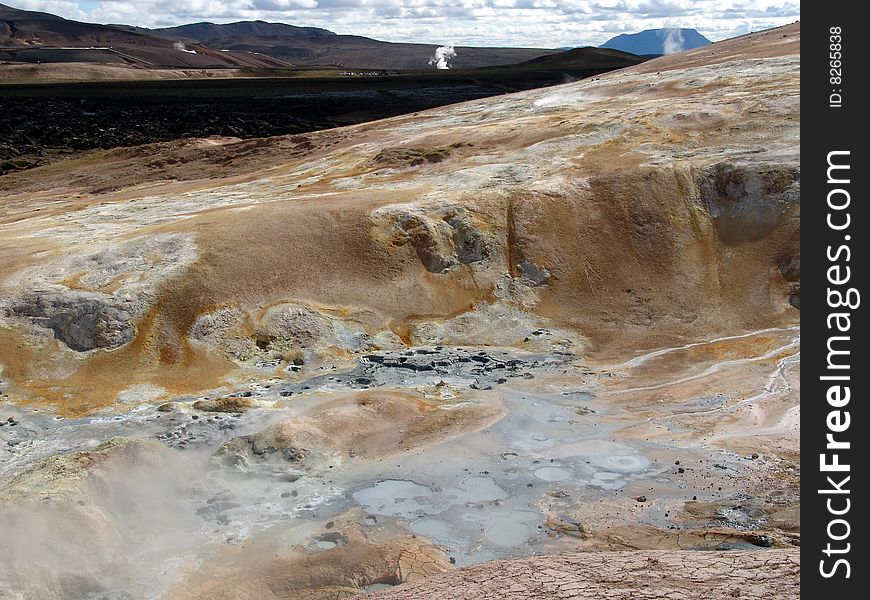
[0,331,800,596]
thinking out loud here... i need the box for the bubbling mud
[0,328,800,597]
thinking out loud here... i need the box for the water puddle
[410,518,453,543]
[484,511,539,547]
[351,479,434,518]
[533,466,573,481]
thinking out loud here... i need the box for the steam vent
[1,19,799,600]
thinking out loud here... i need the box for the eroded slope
[0,24,799,414]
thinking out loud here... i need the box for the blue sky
[11,1,800,47]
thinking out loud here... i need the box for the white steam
[173,41,197,54]
[0,448,207,598]
[428,44,457,69]
[662,29,685,55]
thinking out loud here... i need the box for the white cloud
[12,0,88,20]
[10,1,800,47]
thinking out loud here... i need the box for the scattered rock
[545,515,587,538]
[778,256,800,282]
[698,163,800,246]
[372,145,463,168]
[385,205,491,274]
[193,397,257,413]
[8,292,135,351]
[517,258,551,287]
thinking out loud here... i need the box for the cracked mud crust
[369,550,800,600]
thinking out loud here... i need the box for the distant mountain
[0,3,559,70]
[153,20,336,43]
[600,28,711,56]
[145,20,556,69]
[0,3,292,68]
[1,2,166,47]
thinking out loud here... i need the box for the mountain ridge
[1,4,559,69]
[600,27,711,55]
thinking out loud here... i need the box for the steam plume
[662,29,685,55]
[428,44,457,69]
[173,41,196,54]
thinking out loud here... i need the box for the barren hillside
[0,24,799,414]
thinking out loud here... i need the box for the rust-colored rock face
[0,24,799,600]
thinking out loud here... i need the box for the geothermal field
[0,22,800,600]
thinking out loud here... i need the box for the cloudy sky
[12,1,800,47]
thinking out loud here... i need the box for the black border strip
[803,5,866,596]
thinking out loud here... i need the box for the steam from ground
[0,450,209,599]
[173,41,196,54]
[429,44,457,69]
[662,29,685,55]
[0,407,293,599]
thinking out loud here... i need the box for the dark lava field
[1,67,617,175]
